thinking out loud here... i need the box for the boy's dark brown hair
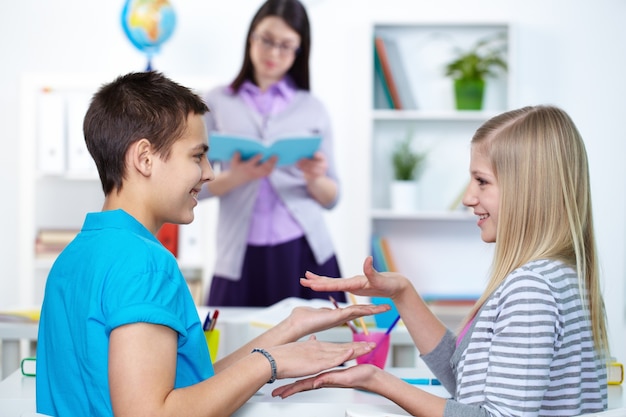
[84,71,209,195]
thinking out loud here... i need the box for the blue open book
[208,132,321,167]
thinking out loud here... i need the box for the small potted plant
[390,133,427,212]
[444,32,507,110]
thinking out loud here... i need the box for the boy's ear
[130,138,154,177]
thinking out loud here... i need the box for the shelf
[371,209,474,221]
[367,21,508,300]
[372,109,500,122]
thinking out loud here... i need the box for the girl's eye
[476,177,487,186]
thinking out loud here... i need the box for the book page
[209,132,321,167]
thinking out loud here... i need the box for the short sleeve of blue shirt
[37,210,214,417]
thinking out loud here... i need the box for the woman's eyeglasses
[251,34,300,57]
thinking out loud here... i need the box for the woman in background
[200,0,345,306]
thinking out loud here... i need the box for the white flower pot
[390,180,420,212]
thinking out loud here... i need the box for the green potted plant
[444,32,507,110]
[390,133,427,212]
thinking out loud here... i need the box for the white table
[2,366,624,417]
[0,367,449,417]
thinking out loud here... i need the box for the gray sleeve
[420,329,457,394]
[443,400,491,417]
[420,331,492,417]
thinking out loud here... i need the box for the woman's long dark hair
[230,0,311,92]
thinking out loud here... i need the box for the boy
[36,71,384,416]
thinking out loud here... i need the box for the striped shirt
[422,259,607,417]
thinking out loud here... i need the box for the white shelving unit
[17,73,218,307]
[369,22,511,318]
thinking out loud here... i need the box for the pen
[402,378,441,386]
[329,296,358,333]
[348,293,369,335]
[384,314,401,335]
[207,309,219,332]
[202,311,212,331]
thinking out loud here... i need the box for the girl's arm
[301,256,448,356]
[272,364,449,417]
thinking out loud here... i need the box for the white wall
[1,0,624,358]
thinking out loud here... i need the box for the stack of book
[35,228,79,258]
[373,36,417,110]
[370,235,397,272]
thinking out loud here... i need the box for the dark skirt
[207,236,346,307]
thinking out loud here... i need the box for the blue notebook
[209,132,321,167]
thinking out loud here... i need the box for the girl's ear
[129,138,154,177]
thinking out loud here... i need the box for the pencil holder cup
[204,329,220,363]
[353,331,390,369]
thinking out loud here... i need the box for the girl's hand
[269,336,377,380]
[300,256,409,299]
[297,151,328,182]
[284,302,390,336]
[271,364,382,398]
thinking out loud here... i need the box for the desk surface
[1,366,623,417]
[0,367,448,417]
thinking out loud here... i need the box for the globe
[121,0,177,70]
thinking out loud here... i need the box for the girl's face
[462,145,500,243]
[249,16,301,90]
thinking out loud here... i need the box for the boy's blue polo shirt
[36,209,214,417]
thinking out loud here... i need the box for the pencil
[202,311,212,331]
[207,309,219,332]
[329,296,358,333]
[384,314,401,335]
[347,293,369,335]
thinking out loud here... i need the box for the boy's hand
[269,336,377,380]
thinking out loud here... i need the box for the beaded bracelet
[251,348,277,384]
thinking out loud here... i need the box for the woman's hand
[271,363,382,398]
[297,151,338,207]
[300,256,410,299]
[297,151,328,183]
[283,302,390,336]
[229,152,277,182]
[207,152,278,196]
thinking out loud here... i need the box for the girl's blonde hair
[465,105,608,357]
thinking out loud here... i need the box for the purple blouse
[239,78,304,245]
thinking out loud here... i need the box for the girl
[274,105,610,417]
[199,0,346,306]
